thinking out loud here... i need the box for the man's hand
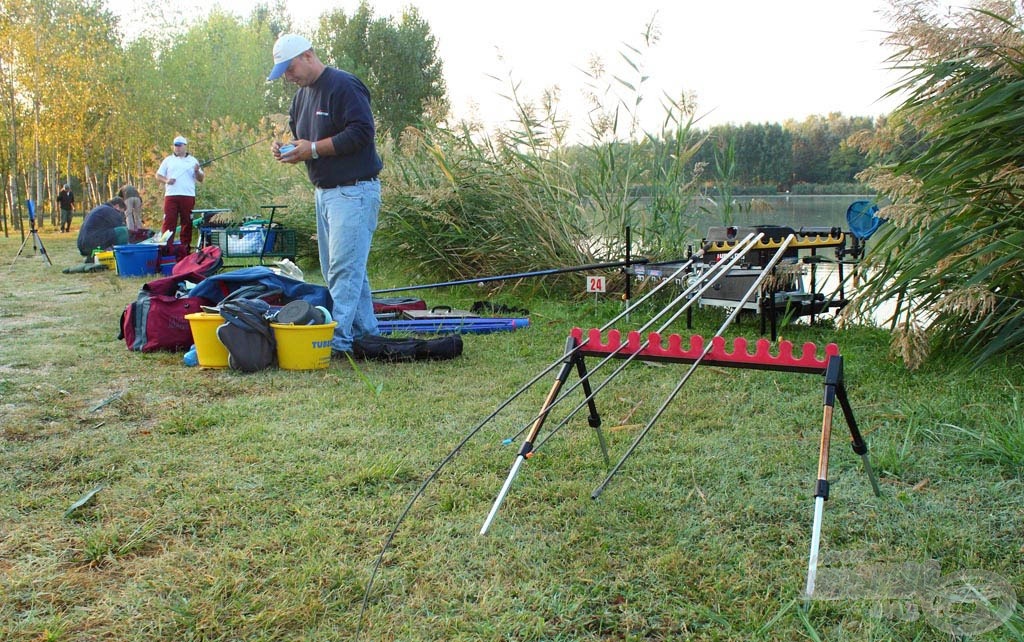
[275,139,311,164]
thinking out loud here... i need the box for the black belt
[323,176,379,188]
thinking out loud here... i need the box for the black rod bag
[352,335,463,361]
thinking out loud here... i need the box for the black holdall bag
[352,335,463,362]
[216,298,277,372]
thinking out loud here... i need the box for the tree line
[690,113,879,192]
[0,0,444,233]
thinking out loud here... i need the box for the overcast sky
[110,0,905,134]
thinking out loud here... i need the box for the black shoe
[331,349,353,360]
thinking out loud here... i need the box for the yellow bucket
[185,312,229,368]
[95,250,116,273]
[270,321,337,370]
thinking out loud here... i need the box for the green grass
[1,234,1021,641]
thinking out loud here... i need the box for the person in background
[76,197,128,258]
[118,183,143,231]
[268,33,383,357]
[57,184,75,232]
[155,136,204,250]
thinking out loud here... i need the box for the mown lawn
[2,234,1021,641]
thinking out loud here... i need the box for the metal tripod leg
[9,229,52,270]
[480,337,592,535]
[836,381,881,497]
[31,231,51,266]
[573,347,609,466]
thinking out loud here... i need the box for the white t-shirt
[157,154,202,197]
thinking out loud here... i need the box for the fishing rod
[164,136,274,184]
[371,258,650,294]
[526,234,765,454]
[493,235,760,454]
[353,249,708,641]
[198,135,274,168]
[355,237,768,637]
[590,235,798,499]
[479,234,762,535]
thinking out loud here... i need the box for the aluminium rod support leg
[805,355,840,600]
[480,338,578,535]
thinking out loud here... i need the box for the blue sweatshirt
[289,67,384,188]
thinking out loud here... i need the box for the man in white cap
[268,34,383,357]
[155,135,205,250]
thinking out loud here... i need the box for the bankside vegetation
[1,2,1021,356]
[3,0,877,232]
[853,0,1024,368]
[0,0,445,226]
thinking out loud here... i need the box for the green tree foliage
[0,0,296,223]
[315,2,369,75]
[693,122,793,188]
[566,113,877,203]
[0,0,121,219]
[314,1,447,138]
[853,0,1024,368]
[686,116,875,192]
[153,9,276,132]
[787,113,875,185]
[366,7,448,138]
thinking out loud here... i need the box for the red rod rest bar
[571,327,839,374]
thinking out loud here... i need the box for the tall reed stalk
[375,18,708,293]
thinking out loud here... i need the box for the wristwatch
[310,141,319,160]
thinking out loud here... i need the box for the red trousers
[162,195,196,249]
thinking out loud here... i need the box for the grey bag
[216,298,276,372]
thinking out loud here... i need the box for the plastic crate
[206,225,297,263]
[230,224,276,254]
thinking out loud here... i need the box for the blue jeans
[315,180,381,352]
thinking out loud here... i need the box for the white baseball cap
[173,136,187,145]
[267,34,312,81]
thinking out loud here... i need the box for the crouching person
[77,197,129,259]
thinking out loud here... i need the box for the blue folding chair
[846,200,885,240]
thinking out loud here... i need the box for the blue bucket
[114,244,160,277]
